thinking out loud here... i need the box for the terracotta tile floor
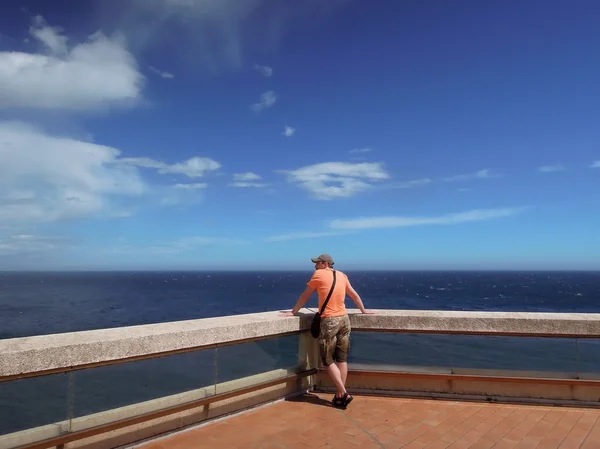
[139,393,600,449]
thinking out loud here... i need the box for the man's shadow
[286,392,333,408]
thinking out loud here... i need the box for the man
[280,254,375,408]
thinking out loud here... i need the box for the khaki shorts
[318,314,351,367]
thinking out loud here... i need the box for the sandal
[341,392,354,408]
[332,393,353,408]
[332,395,345,407]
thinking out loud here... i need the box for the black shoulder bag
[310,270,337,338]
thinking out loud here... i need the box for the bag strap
[318,270,337,315]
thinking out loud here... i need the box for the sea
[1,270,600,435]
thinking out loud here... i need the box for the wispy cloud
[442,169,494,182]
[230,182,266,188]
[538,164,566,173]
[251,90,276,112]
[329,208,524,230]
[149,65,174,79]
[389,178,432,189]
[233,172,262,182]
[349,148,372,154]
[253,64,272,77]
[229,172,266,188]
[111,0,352,72]
[279,161,390,200]
[28,15,68,54]
[282,125,296,137]
[265,231,349,242]
[106,235,247,255]
[173,183,207,189]
[0,233,77,255]
[0,15,143,111]
[266,207,523,243]
[120,156,221,178]
[109,210,134,218]
[591,161,600,168]
[176,236,247,248]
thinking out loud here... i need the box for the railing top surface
[3,309,600,378]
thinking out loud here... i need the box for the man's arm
[346,280,374,314]
[290,286,315,315]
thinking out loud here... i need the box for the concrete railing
[5,309,600,380]
[348,309,600,336]
[3,309,600,449]
[0,310,319,449]
[0,310,312,380]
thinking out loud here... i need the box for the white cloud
[0,16,143,110]
[349,148,372,154]
[229,172,266,188]
[280,161,390,200]
[149,65,174,78]
[0,121,145,222]
[442,169,493,182]
[167,157,221,177]
[173,183,207,189]
[282,126,296,137]
[251,90,276,112]
[538,165,566,173]
[329,208,524,230]
[591,161,600,168]
[253,64,272,77]
[265,231,348,242]
[121,156,221,178]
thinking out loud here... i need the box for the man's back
[307,268,349,318]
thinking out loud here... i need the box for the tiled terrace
[137,393,600,449]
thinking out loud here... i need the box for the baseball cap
[311,254,334,265]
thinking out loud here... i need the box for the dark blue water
[1,271,600,436]
[2,271,599,339]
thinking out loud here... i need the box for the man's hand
[278,311,295,317]
[362,310,377,314]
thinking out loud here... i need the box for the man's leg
[326,362,346,397]
[320,334,346,397]
[338,361,348,386]
[321,317,348,399]
[336,317,351,389]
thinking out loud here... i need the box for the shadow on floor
[286,393,334,408]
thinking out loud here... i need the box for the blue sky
[0,0,599,270]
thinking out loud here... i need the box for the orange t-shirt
[307,268,349,318]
